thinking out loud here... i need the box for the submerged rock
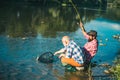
[105,38,108,41]
[99,43,106,46]
[104,70,110,74]
[104,70,111,74]
[113,34,120,39]
[99,63,111,68]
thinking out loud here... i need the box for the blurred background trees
[1,0,120,8]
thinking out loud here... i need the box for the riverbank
[103,55,120,80]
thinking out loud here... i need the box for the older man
[54,36,84,68]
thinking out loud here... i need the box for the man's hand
[59,54,65,58]
[80,21,84,28]
[77,21,86,33]
[54,48,65,55]
[77,21,83,28]
[54,52,58,55]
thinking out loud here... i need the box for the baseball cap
[87,30,97,37]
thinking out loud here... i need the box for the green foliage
[111,57,120,80]
[115,64,120,80]
[107,0,120,8]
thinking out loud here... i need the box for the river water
[0,5,120,80]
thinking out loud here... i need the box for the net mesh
[38,52,54,63]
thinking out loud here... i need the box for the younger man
[79,22,98,62]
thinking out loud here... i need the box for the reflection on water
[0,6,79,37]
[0,5,120,80]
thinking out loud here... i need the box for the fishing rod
[69,0,81,22]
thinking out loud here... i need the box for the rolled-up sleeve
[84,32,89,40]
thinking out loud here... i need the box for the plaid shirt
[63,40,84,64]
[83,33,98,61]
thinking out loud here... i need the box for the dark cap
[87,30,97,37]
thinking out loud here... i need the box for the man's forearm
[57,48,65,53]
[81,25,86,32]
[79,22,86,35]
[54,48,65,55]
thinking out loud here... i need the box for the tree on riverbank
[107,0,120,8]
